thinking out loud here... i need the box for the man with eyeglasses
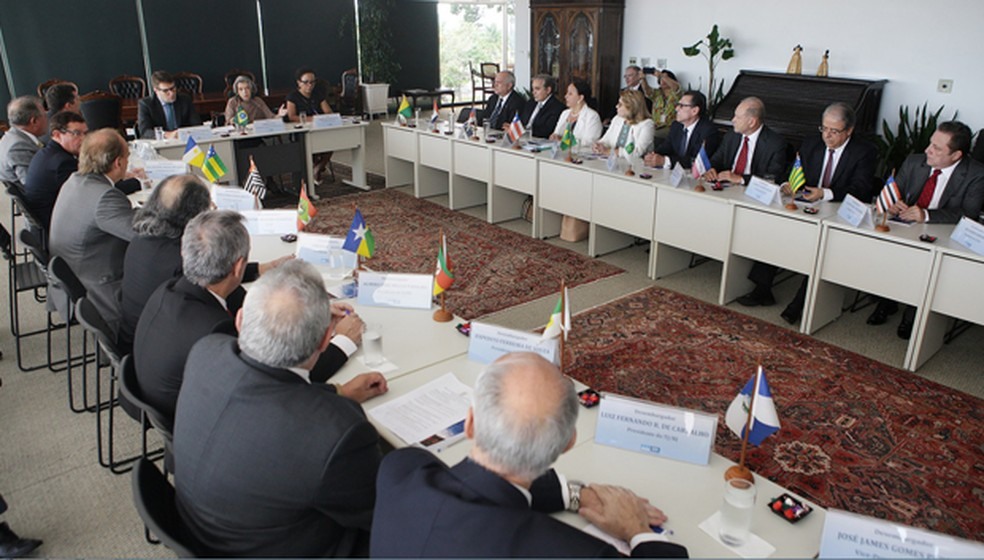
[736,103,878,322]
[644,90,720,170]
[137,70,201,139]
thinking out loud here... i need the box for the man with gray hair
[174,259,387,557]
[0,96,48,184]
[482,70,524,131]
[371,352,688,557]
[49,129,134,338]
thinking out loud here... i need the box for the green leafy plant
[359,0,401,84]
[874,103,953,179]
[682,24,735,110]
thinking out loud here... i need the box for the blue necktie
[164,102,177,130]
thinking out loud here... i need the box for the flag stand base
[724,465,754,482]
[433,308,453,322]
[694,184,706,192]
[875,224,890,232]
[785,202,799,211]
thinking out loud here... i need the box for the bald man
[371,352,689,558]
[703,96,788,185]
[482,71,525,131]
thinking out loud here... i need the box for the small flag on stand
[433,234,455,296]
[182,137,205,168]
[243,156,267,200]
[788,154,806,195]
[234,105,249,127]
[725,366,781,446]
[540,286,571,342]
[398,95,413,120]
[507,113,526,143]
[691,143,712,178]
[201,145,227,182]
[876,174,901,215]
[430,100,440,127]
[559,124,576,151]
[296,186,317,230]
[342,208,375,258]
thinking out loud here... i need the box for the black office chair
[131,458,200,556]
[109,75,147,99]
[118,355,171,472]
[75,297,142,474]
[1,222,52,372]
[79,91,123,133]
[47,256,97,413]
[173,72,203,96]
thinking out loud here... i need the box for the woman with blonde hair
[593,89,654,160]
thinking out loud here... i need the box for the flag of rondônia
[433,236,454,296]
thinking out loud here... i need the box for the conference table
[120,90,290,124]
[380,122,984,372]
[144,118,369,197]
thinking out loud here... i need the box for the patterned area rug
[305,190,624,319]
[566,285,983,541]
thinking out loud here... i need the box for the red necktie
[733,136,749,175]
[820,149,834,188]
[915,169,941,209]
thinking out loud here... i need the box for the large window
[438,1,515,103]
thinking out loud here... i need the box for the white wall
[514,0,531,88]
[616,0,984,131]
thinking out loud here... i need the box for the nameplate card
[312,113,344,129]
[818,509,984,558]
[744,176,781,206]
[177,125,215,143]
[837,194,874,228]
[467,322,559,365]
[595,394,717,465]
[294,233,357,273]
[950,217,984,256]
[143,159,187,185]
[253,118,287,135]
[606,153,618,172]
[238,210,297,235]
[357,272,433,309]
[212,185,260,211]
[669,163,685,188]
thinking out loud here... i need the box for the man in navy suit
[371,352,688,558]
[22,111,88,231]
[738,103,878,317]
[703,96,788,185]
[644,90,720,170]
[867,120,984,338]
[482,71,525,131]
[521,74,565,139]
[136,70,200,139]
[174,260,387,557]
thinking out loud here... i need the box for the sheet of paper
[238,210,297,235]
[368,372,472,446]
[212,185,259,211]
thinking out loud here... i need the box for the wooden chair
[470,61,498,103]
[223,69,256,97]
[173,72,203,96]
[109,74,147,99]
[338,68,360,115]
[37,79,77,103]
[79,90,123,133]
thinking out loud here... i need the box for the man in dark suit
[644,90,720,170]
[520,74,565,139]
[0,96,47,185]
[482,71,525,131]
[174,260,387,557]
[737,103,879,316]
[134,209,359,427]
[371,352,689,558]
[868,120,984,338]
[49,129,135,338]
[22,111,88,231]
[136,70,200,139]
[704,96,788,185]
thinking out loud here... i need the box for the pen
[650,525,674,536]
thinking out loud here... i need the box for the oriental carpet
[565,285,983,541]
[306,189,624,319]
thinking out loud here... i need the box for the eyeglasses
[60,129,88,137]
[156,86,176,93]
[298,79,316,85]
[675,102,695,108]
[818,125,846,134]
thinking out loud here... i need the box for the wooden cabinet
[530,0,624,120]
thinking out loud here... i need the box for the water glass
[718,478,756,546]
[362,323,384,367]
[153,126,164,141]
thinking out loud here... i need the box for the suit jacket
[49,172,135,336]
[794,134,878,203]
[0,126,42,184]
[710,125,788,181]
[174,334,381,558]
[652,118,721,169]
[370,448,689,558]
[521,95,565,139]
[136,93,201,139]
[482,91,526,131]
[22,141,75,230]
[896,154,984,224]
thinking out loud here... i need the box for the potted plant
[358,0,401,117]
[682,24,735,111]
[874,103,952,179]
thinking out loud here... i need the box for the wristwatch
[567,480,586,512]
